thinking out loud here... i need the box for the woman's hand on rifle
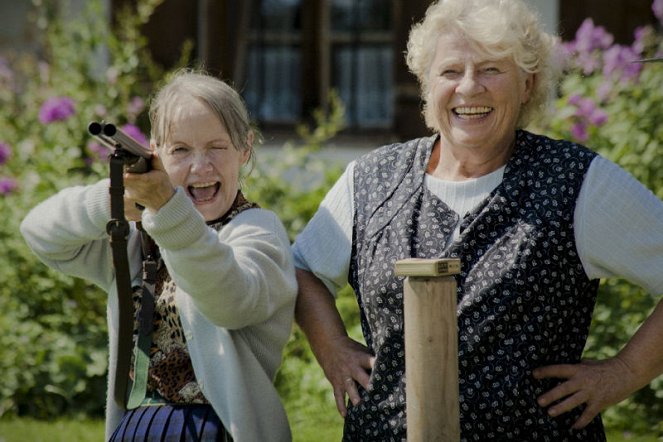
[123,152,175,221]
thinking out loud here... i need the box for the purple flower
[654,0,663,26]
[0,177,17,195]
[39,96,76,124]
[631,26,651,55]
[566,19,615,75]
[573,19,614,53]
[127,96,145,119]
[570,122,589,142]
[570,96,608,128]
[0,142,11,165]
[88,141,110,163]
[596,81,614,102]
[573,96,597,119]
[588,109,608,126]
[603,45,642,83]
[568,94,584,107]
[120,124,149,147]
[577,53,602,75]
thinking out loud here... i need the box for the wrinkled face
[427,32,534,152]
[158,97,249,221]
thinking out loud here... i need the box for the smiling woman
[20,69,297,441]
[146,77,253,221]
[290,0,663,440]
[423,33,535,180]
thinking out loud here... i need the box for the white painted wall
[526,0,561,34]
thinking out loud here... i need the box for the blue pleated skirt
[109,404,232,441]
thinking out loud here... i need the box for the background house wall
[1,0,658,141]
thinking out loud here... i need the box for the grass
[0,417,659,442]
[0,401,345,442]
[0,418,104,442]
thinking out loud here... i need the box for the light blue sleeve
[575,156,663,295]
[19,179,141,291]
[292,161,355,296]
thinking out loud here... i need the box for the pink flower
[570,96,609,128]
[588,109,608,126]
[127,96,145,119]
[120,123,149,147]
[654,0,663,26]
[603,45,642,82]
[0,177,17,195]
[596,81,614,102]
[0,142,11,165]
[570,123,588,142]
[87,141,110,163]
[568,94,584,107]
[573,19,614,53]
[573,96,597,118]
[631,26,651,55]
[566,19,615,75]
[39,96,76,124]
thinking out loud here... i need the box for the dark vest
[345,130,605,441]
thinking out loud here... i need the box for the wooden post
[395,258,461,442]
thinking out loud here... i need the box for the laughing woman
[292,0,663,440]
[21,70,297,441]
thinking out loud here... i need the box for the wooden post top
[394,258,461,277]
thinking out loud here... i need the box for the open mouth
[453,106,493,119]
[187,182,221,203]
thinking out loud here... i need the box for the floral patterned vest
[345,130,605,441]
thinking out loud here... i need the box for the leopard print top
[130,191,259,404]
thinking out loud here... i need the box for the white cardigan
[20,179,297,442]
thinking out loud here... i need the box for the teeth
[190,182,217,188]
[454,106,492,115]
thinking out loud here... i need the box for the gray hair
[405,0,560,129]
[148,69,259,172]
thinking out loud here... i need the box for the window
[330,0,394,128]
[242,0,394,130]
[244,0,302,124]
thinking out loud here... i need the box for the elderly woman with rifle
[21,69,297,441]
[292,0,663,440]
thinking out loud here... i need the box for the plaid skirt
[109,404,232,441]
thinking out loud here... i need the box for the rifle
[88,121,152,173]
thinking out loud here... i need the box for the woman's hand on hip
[533,356,639,429]
[319,335,374,417]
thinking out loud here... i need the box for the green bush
[0,0,344,421]
[0,0,172,418]
[538,14,663,435]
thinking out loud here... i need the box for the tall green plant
[0,0,180,419]
[243,92,349,425]
[244,90,346,239]
[0,0,344,420]
[539,6,663,434]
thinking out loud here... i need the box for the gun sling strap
[107,151,157,409]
